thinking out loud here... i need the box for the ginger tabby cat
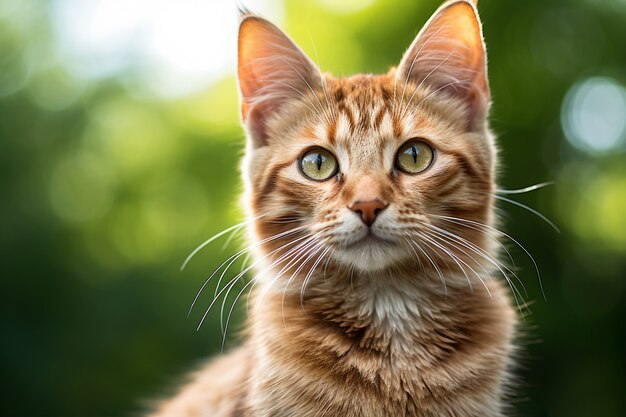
[150,1,518,416]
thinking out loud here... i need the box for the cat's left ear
[396,0,489,130]
[237,16,323,147]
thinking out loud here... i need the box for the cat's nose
[349,199,389,227]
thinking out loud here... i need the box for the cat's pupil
[316,154,323,170]
[411,146,418,163]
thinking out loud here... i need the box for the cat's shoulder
[148,345,251,417]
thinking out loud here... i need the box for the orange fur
[149,1,518,416]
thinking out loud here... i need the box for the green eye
[300,148,338,181]
[395,140,434,174]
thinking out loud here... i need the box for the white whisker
[425,223,525,298]
[405,236,448,297]
[220,235,318,348]
[189,224,308,318]
[496,181,554,195]
[181,215,263,271]
[494,194,560,233]
[435,214,546,301]
[218,233,314,334]
[300,245,331,307]
[197,232,314,331]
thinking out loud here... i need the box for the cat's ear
[237,16,323,147]
[396,0,489,129]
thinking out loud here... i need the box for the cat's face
[238,1,495,275]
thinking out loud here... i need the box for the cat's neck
[246,267,514,416]
[251,267,505,356]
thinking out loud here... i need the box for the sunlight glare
[51,0,284,98]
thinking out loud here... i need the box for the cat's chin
[333,238,407,272]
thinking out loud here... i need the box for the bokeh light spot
[561,77,626,154]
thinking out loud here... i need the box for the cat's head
[237,0,496,275]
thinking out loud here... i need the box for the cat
[150,1,518,416]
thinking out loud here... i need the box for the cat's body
[154,279,514,417]
[150,2,519,416]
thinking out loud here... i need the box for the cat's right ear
[237,16,323,147]
[396,0,489,130]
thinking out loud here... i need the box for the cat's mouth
[342,232,395,249]
[332,231,405,272]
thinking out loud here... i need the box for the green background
[1,0,625,416]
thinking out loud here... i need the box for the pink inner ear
[237,16,323,147]
[396,1,489,128]
[246,103,271,147]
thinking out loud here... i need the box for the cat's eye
[299,148,338,181]
[395,140,434,174]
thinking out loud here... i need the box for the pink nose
[349,199,389,226]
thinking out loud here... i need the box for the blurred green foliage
[1,0,625,416]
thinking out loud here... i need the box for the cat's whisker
[494,194,560,233]
[434,214,546,301]
[218,233,315,335]
[240,252,252,273]
[181,215,263,271]
[268,238,326,322]
[418,232,484,299]
[405,236,448,298]
[427,223,525,295]
[300,244,332,308]
[420,229,498,298]
[421,228,508,300]
[279,240,325,326]
[495,181,554,195]
[242,235,310,314]
[425,223,526,298]
[213,229,289,298]
[189,224,309,318]
[221,249,311,348]
[221,235,319,348]
[214,248,251,300]
[401,235,426,271]
[416,231,475,294]
[221,275,256,352]
[422,227,525,314]
[247,235,323,319]
[221,223,244,252]
[198,232,315,331]
[221,236,322,347]
[254,235,324,310]
[244,235,320,318]
[433,214,516,267]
